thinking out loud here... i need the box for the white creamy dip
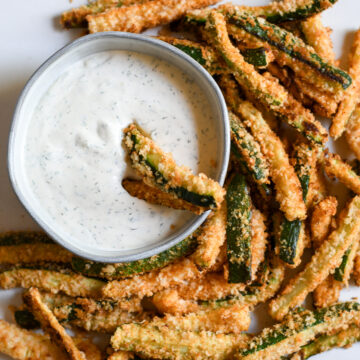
[24,50,218,251]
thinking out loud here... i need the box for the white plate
[0,0,359,359]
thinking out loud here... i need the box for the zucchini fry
[269,196,360,321]
[236,302,360,360]
[300,14,336,64]
[331,29,360,138]
[236,100,306,221]
[23,287,86,360]
[150,304,250,333]
[313,277,343,309]
[346,103,360,159]
[102,257,204,299]
[192,203,227,268]
[292,324,360,359]
[87,0,220,33]
[111,323,250,360]
[0,268,105,298]
[323,152,360,194]
[226,173,253,283]
[72,231,198,279]
[123,123,225,210]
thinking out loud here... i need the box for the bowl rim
[8,32,230,263]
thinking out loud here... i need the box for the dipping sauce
[24,50,218,251]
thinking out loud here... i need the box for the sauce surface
[24,50,217,251]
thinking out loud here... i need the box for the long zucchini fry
[222,5,352,95]
[269,196,360,321]
[123,124,225,210]
[111,323,250,360]
[331,29,360,138]
[192,203,227,268]
[72,231,198,280]
[236,302,360,360]
[24,287,86,360]
[102,257,204,299]
[250,208,267,277]
[236,101,306,221]
[346,103,360,159]
[87,0,220,33]
[300,14,336,64]
[229,112,270,185]
[60,0,143,28]
[150,304,250,333]
[123,179,204,214]
[0,268,105,298]
[0,243,73,265]
[311,196,338,248]
[226,173,253,283]
[291,323,360,359]
[323,152,360,194]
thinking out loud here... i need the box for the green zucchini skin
[333,248,351,282]
[240,47,269,68]
[226,174,252,283]
[225,10,352,91]
[72,234,198,279]
[14,310,40,330]
[0,232,53,246]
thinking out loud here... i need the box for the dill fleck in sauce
[24,50,217,251]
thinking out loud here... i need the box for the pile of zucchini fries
[2,0,360,359]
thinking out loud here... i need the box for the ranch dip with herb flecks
[24,50,217,251]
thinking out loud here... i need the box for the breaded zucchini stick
[111,323,250,360]
[24,287,87,360]
[300,14,336,64]
[60,0,143,28]
[269,196,360,321]
[123,124,225,210]
[0,268,105,298]
[250,208,267,277]
[346,103,360,159]
[123,179,204,214]
[192,203,227,268]
[149,304,250,333]
[322,152,360,194]
[235,302,360,360]
[236,101,306,221]
[87,0,220,33]
[331,29,360,138]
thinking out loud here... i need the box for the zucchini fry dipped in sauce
[111,322,250,360]
[123,123,225,210]
[331,29,360,139]
[87,0,220,33]
[226,173,253,283]
[346,103,360,160]
[236,302,360,360]
[24,287,87,360]
[269,196,360,321]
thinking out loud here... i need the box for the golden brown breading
[108,351,137,360]
[313,276,342,308]
[353,250,360,286]
[23,287,86,360]
[346,103,360,160]
[331,29,360,139]
[307,163,328,209]
[311,196,338,248]
[87,0,220,33]
[122,178,204,214]
[192,203,227,268]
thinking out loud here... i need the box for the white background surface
[0,0,360,359]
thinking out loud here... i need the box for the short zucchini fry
[192,203,227,268]
[236,302,360,360]
[331,29,360,139]
[111,323,250,360]
[123,123,225,210]
[291,324,360,359]
[269,196,360,321]
[300,14,336,64]
[346,103,360,159]
[87,0,220,33]
[236,100,306,221]
[72,231,198,279]
[24,287,86,360]
[226,173,253,283]
[323,152,360,194]
[0,268,105,298]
